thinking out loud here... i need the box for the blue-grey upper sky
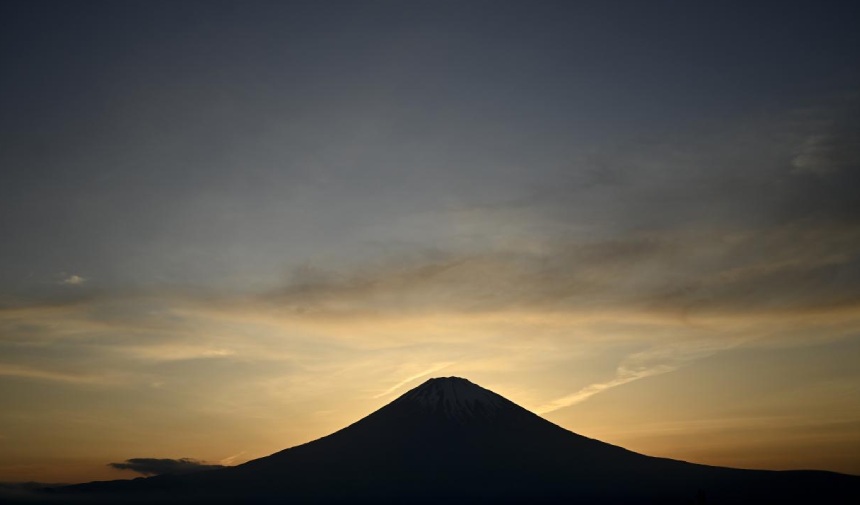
[2,0,860,482]
[4,0,858,294]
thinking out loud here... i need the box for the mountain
[40,377,860,504]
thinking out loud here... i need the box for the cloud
[60,275,85,285]
[218,451,247,466]
[790,103,860,177]
[792,134,841,175]
[0,363,111,385]
[373,362,455,398]
[108,458,224,476]
[535,340,736,414]
[254,221,860,320]
[535,365,675,414]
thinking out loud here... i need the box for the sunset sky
[2,0,860,483]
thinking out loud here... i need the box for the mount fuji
[42,377,860,503]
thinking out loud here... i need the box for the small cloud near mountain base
[108,458,223,476]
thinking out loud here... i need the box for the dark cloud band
[108,458,223,476]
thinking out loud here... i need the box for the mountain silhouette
[42,377,860,503]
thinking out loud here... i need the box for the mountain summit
[48,377,860,504]
[391,376,508,422]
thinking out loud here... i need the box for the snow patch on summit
[397,377,508,421]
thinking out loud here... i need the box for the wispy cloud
[249,220,860,323]
[0,364,112,385]
[218,451,246,466]
[373,362,456,398]
[536,365,676,414]
[60,275,86,285]
[535,339,748,414]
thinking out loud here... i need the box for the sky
[1,0,860,483]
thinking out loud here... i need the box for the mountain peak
[391,376,508,422]
[51,376,860,505]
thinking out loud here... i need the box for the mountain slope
[50,377,860,504]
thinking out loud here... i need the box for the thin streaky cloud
[536,364,677,415]
[373,362,456,398]
[219,451,247,466]
[0,364,110,384]
[535,338,749,414]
